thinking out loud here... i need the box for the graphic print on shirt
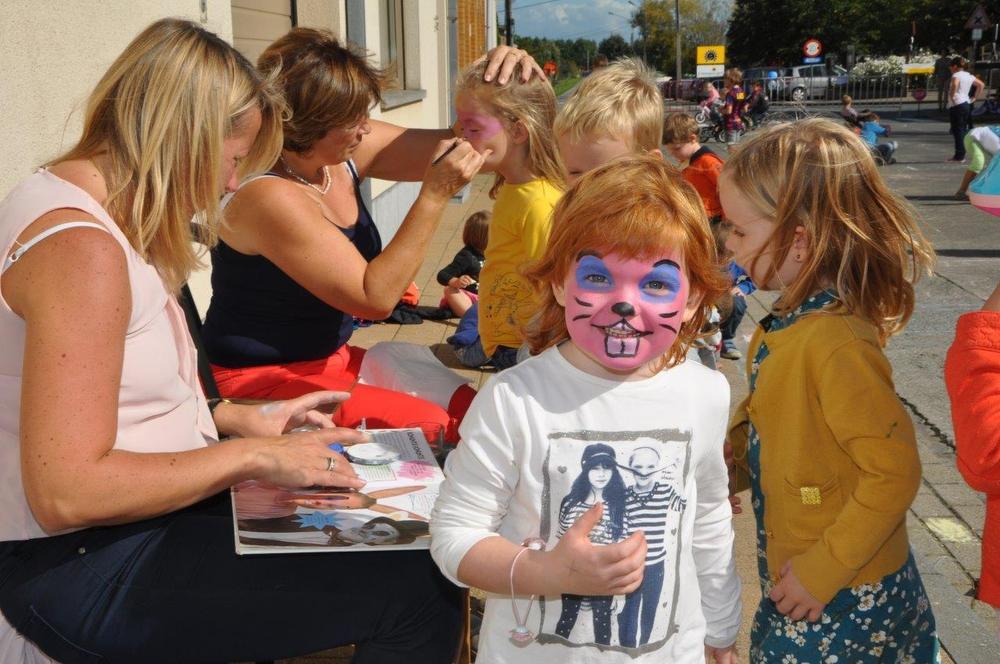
[535,427,692,655]
[483,272,531,338]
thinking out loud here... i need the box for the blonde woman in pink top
[0,19,477,663]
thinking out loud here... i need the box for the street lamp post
[627,0,647,66]
[675,0,681,92]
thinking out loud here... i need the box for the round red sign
[802,39,823,58]
[912,88,927,101]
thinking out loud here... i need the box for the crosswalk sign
[697,46,725,66]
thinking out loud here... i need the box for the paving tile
[910,486,957,519]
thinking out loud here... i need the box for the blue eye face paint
[563,251,691,372]
[639,260,683,303]
[574,254,614,291]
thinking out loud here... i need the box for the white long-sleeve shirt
[430,345,741,663]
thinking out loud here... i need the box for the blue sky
[505,0,732,42]
[504,0,641,42]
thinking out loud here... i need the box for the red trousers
[211,345,474,442]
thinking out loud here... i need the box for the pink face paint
[456,112,505,141]
[562,251,689,372]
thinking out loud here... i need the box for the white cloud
[514,0,638,41]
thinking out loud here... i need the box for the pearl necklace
[280,156,331,195]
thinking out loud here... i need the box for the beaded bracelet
[509,537,546,644]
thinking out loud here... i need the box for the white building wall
[0,0,456,244]
[0,0,233,199]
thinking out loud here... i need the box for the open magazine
[231,428,443,554]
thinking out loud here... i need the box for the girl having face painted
[431,156,742,663]
[450,60,566,370]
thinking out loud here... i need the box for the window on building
[379,0,425,108]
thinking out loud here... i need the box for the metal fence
[663,72,1000,116]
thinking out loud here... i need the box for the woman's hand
[769,560,826,622]
[542,503,647,596]
[250,427,369,490]
[420,138,490,203]
[216,391,351,438]
[478,45,546,83]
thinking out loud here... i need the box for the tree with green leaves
[599,34,632,61]
[727,0,995,67]
[629,0,728,76]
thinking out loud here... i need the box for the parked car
[742,67,787,98]
[784,63,849,101]
[661,77,705,100]
[741,64,849,101]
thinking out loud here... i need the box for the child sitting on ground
[955,125,1000,199]
[452,60,565,370]
[437,209,489,317]
[840,94,860,126]
[432,156,739,662]
[554,57,664,185]
[858,111,898,164]
[743,80,769,127]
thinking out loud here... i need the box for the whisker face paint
[562,251,690,372]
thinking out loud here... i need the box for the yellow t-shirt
[478,178,562,356]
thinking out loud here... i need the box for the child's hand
[723,440,743,515]
[769,560,825,622]
[546,503,647,596]
[705,644,740,663]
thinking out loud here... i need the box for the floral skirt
[750,553,939,663]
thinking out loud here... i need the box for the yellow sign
[697,45,726,65]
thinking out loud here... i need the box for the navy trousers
[0,493,462,663]
[950,102,972,159]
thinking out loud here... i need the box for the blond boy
[554,58,663,184]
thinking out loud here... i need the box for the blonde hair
[663,112,700,144]
[722,118,935,342]
[554,58,663,152]
[456,60,565,198]
[523,155,729,369]
[53,18,285,291]
[259,28,386,153]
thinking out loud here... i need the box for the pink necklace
[280,156,331,195]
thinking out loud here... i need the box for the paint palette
[345,442,400,466]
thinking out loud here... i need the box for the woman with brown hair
[0,19,464,662]
[202,29,542,441]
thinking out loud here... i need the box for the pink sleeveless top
[0,170,219,543]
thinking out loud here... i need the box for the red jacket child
[945,298,1000,608]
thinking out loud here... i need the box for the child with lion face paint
[431,156,742,663]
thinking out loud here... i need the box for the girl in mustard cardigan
[719,118,939,663]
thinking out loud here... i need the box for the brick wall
[457,0,487,71]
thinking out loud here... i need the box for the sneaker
[954,191,969,200]
[720,346,742,360]
[946,157,966,163]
